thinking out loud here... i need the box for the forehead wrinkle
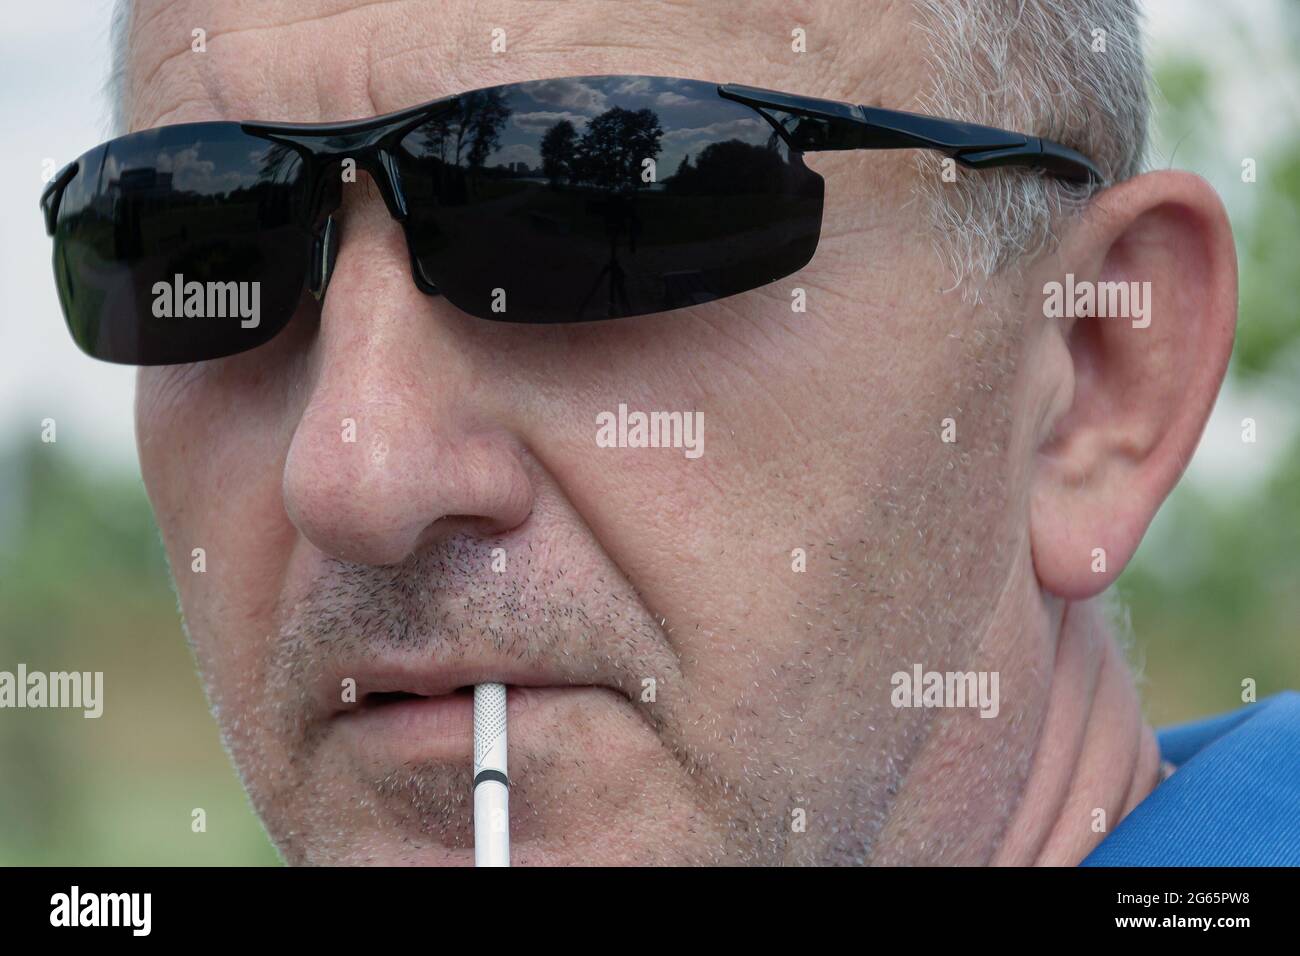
[129,0,418,127]
[363,0,738,108]
[128,0,922,130]
[791,0,925,110]
[364,3,886,118]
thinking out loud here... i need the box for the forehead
[126,0,923,130]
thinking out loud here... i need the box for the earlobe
[1028,170,1238,600]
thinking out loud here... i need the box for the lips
[319,654,627,762]
[325,655,608,707]
[337,683,540,753]
[334,686,628,780]
[322,657,615,715]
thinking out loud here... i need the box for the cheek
[136,365,298,685]
[136,366,216,559]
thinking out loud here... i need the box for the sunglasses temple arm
[718,83,1103,186]
[854,105,1105,184]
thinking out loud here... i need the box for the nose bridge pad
[369,149,440,297]
[310,215,339,301]
[411,253,441,296]
[373,150,408,220]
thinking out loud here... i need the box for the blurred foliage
[1120,440,1300,721]
[0,439,279,864]
[1117,6,1300,723]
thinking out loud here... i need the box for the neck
[992,596,1163,865]
[869,585,1161,865]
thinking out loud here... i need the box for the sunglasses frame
[717,84,1103,183]
[39,75,1103,357]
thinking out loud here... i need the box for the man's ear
[1029,170,1237,600]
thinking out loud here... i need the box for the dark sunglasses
[40,75,1102,366]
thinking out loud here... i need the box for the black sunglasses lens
[51,124,313,365]
[395,76,824,323]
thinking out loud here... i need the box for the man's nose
[282,204,534,566]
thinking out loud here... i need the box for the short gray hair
[914,0,1151,285]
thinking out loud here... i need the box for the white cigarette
[473,682,510,866]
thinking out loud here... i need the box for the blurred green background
[1,2,1297,864]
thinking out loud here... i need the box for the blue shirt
[1081,692,1300,865]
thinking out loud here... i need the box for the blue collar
[1082,692,1300,866]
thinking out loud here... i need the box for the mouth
[339,684,495,750]
[362,684,476,709]
[325,661,620,762]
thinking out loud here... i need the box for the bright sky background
[1,0,1295,491]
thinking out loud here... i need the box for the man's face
[132,0,1047,864]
